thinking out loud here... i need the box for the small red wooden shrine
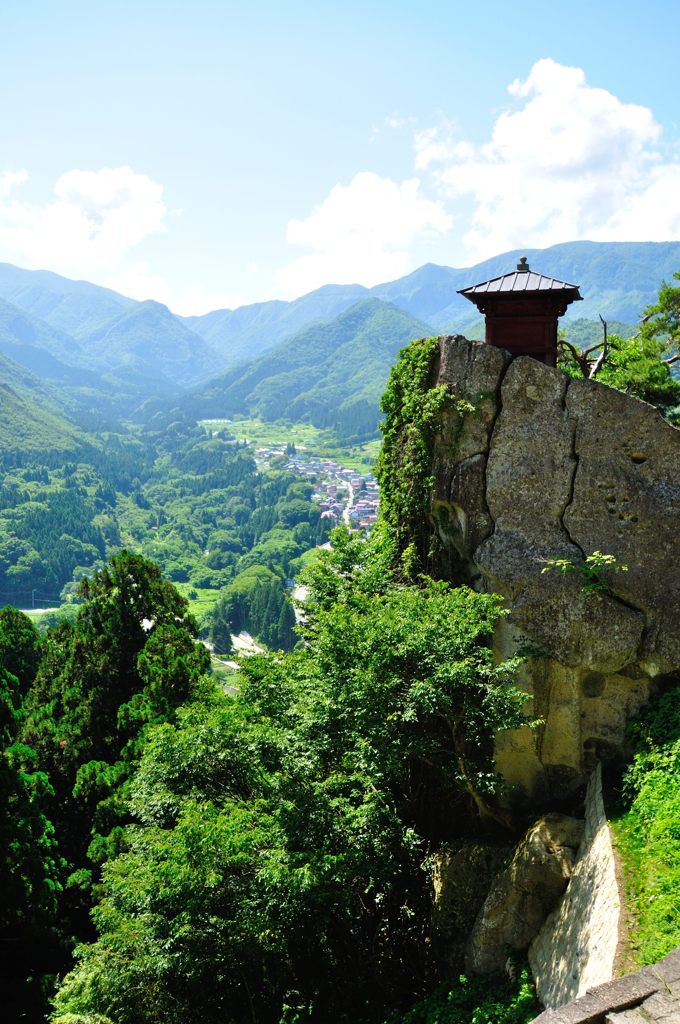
[458,257,582,366]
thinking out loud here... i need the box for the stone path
[530,948,680,1023]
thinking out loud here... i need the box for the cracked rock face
[465,814,585,975]
[429,336,680,801]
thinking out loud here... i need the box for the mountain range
[167,299,433,439]
[1,239,679,445]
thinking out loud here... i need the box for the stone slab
[652,950,680,987]
[530,968,661,1023]
[529,766,621,1007]
[529,952,680,1024]
[641,991,680,1019]
[604,1011,650,1023]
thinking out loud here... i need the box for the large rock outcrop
[431,841,512,967]
[529,766,623,1008]
[427,336,680,802]
[466,814,584,975]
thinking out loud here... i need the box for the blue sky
[1,0,680,313]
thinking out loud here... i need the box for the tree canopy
[558,272,680,421]
[51,531,527,1024]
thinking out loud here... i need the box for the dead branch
[557,338,591,378]
[590,315,609,378]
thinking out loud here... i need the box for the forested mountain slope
[2,241,680,387]
[0,261,134,339]
[370,240,680,330]
[186,240,680,359]
[0,348,97,459]
[79,299,221,386]
[167,299,432,440]
[0,379,92,466]
[0,295,85,369]
[0,269,218,390]
[183,281,369,366]
[0,305,181,430]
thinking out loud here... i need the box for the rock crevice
[558,381,585,561]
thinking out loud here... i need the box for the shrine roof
[458,257,582,301]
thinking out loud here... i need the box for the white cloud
[103,261,240,316]
[414,121,460,170]
[384,114,412,130]
[276,171,452,298]
[278,59,680,299]
[0,169,28,199]
[102,261,173,305]
[0,165,167,277]
[418,58,680,261]
[0,165,241,314]
[594,163,680,240]
[0,166,249,314]
[169,283,242,317]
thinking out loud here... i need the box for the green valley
[1,251,680,1024]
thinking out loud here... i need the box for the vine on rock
[377,337,452,580]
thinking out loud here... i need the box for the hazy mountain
[0,262,134,340]
[0,347,61,405]
[81,299,221,386]
[374,240,680,330]
[183,283,370,366]
[170,299,432,439]
[184,240,680,366]
[0,350,94,462]
[0,296,94,382]
[1,240,679,411]
[0,267,217,389]
[0,295,183,429]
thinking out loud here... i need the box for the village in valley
[255,445,380,531]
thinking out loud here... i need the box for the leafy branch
[541,550,628,594]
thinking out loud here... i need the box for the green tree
[0,605,41,695]
[0,660,64,1021]
[22,551,209,885]
[558,329,680,418]
[275,597,297,651]
[53,534,526,1024]
[558,273,680,420]
[210,616,234,656]
[639,270,680,355]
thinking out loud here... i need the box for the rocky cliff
[384,334,680,805]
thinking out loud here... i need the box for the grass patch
[201,416,324,449]
[172,582,221,621]
[385,965,539,1024]
[314,437,381,474]
[23,603,80,631]
[210,656,240,690]
[609,685,680,965]
[200,416,380,475]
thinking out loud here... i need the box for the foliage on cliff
[612,683,680,965]
[377,336,451,579]
[558,330,680,420]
